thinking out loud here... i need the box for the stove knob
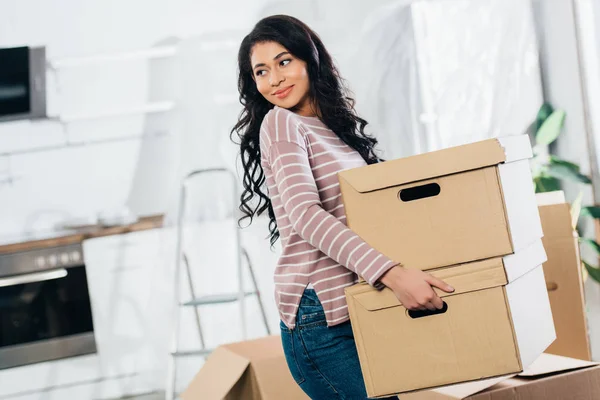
[60,253,69,264]
[36,256,45,268]
[70,251,81,262]
[48,255,57,267]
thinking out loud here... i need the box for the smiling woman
[251,43,313,115]
[230,14,453,400]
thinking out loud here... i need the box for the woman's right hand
[379,266,455,311]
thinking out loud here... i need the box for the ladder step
[172,348,213,357]
[181,291,257,306]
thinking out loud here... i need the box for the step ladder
[165,168,271,400]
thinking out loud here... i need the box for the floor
[119,392,164,400]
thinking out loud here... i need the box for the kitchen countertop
[0,214,165,255]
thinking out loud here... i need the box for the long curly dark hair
[231,14,382,247]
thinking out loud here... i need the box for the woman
[232,15,454,399]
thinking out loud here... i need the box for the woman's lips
[274,85,294,99]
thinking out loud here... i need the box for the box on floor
[537,191,592,361]
[346,239,555,398]
[181,335,308,400]
[339,135,542,271]
[400,353,600,400]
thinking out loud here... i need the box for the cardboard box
[181,335,309,400]
[338,135,543,271]
[400,353,600,399]
[537,191,592,361]
[345,240,555,398]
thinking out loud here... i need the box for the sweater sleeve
[261,108,397,287]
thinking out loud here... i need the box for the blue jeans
[280,289,397,399]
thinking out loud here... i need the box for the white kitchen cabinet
[83,228,172,396]
[0,228,169,399]
[0,216,282,399]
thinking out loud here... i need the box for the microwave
[0,46,47,123]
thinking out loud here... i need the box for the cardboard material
[537,191,592,361]
[339,135,543,271]
[400,353,600,399]
[345,240,555,398]
[181,335,309,400]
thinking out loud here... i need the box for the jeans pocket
[280,324,306,385]
[300,310,327,327]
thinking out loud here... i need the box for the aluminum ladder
[165,167,271,400]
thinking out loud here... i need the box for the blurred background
[1,0,600,398]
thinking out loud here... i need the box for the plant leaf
[580,237,600,254]
[583,260,600,284]
[535,103,554,132]
[535,176,561,193]
[581,206,600,219]
[571,191,583,229]
[549,155,580,172]
[536,109,566,145]
[546,161,591,184]
[534,177,542,193]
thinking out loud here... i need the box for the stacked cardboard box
[181,140,599,399]
[339,135,556,398]
[537,191,592,361]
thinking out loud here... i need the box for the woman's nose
[270,70,284,86]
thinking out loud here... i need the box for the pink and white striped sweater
[260,106,398,329]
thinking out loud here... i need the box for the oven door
[0,265,96,369]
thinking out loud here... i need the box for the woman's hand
[379,266,454,311]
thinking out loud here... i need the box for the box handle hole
[407,301,448,319]
[546,282,558,291]
[398,183,440,202]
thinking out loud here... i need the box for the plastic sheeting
[347,0,543,159]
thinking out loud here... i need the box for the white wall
[5,0,600,397]
[0,0,272,237]
[0,0,399,397]
[0,0,397,238]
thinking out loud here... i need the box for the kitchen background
[1,0,600,399]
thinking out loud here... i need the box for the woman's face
[250,41,314,116]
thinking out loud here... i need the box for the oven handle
[0,269,68,288]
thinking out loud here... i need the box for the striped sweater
[260,106,398,329]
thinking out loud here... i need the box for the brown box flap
[518,353,598,377]
[398,375,517,400]
[338,136,532,193]
[399,353,599,399]
[537,192,574,238]
[181,336,299,400]
[348,258,507,311]
[181,346,250,400]
[222,335,286,362]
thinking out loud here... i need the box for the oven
[0,243,96,369]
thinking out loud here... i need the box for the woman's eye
[280,59,291,67]
[255,70,265,77]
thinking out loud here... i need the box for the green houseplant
[530,103,600,283]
